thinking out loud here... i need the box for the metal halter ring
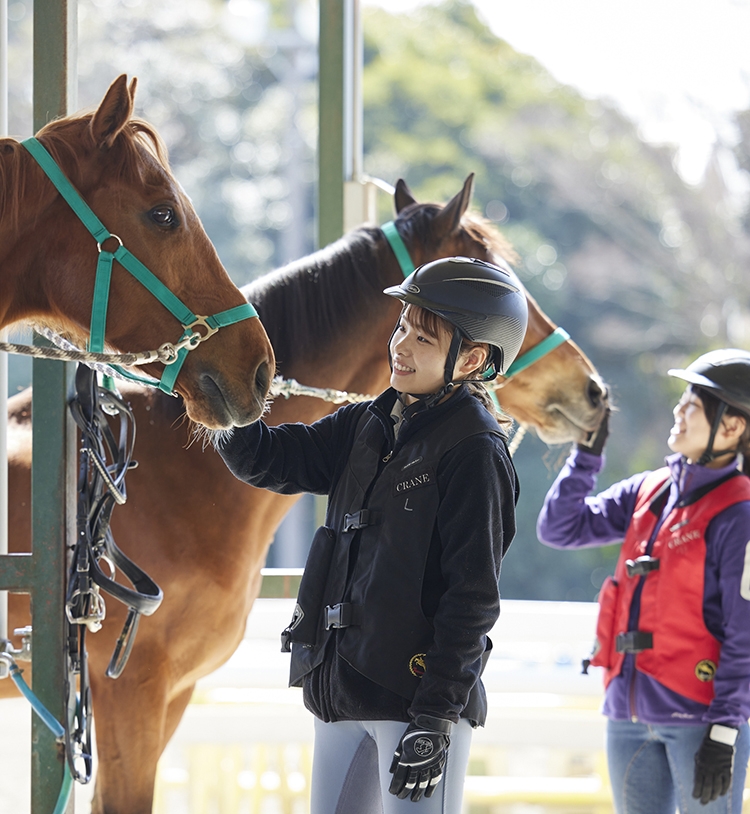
[97,234,124,254]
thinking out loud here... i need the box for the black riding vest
[285,394,505,702]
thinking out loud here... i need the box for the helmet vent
[456,279,512,298]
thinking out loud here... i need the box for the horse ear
[90,75,134,150]
[394,179,417,213]
[433,173,475,235]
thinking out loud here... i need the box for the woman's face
[389,310,451,402]
[668,388,712,463]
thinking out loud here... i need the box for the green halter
[380,219,569,379]
[22,137,258,394]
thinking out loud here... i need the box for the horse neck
[519,288,557,353]
[0,140,72,328]
[254,228,404,413]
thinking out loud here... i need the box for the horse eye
[149,206,176,226]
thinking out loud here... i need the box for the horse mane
[244,205,519,372]
[244,225,392,370]
[0,114,169,232]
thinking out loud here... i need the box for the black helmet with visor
[668,348,750,464]
[383,256,528,392]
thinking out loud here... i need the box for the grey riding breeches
[310,718,473,814]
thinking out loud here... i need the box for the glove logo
[409,653,426,678]
[414,737,434,757]
[695,659,717,682]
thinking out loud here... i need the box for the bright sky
[363,0,750,188]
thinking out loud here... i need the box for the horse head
[0,75,274,429]
[389,174,608,444]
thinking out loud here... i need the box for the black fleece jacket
[215,386,519,725]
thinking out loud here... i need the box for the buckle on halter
[182,315,219,349]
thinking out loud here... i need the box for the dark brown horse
[3,176,607,813]
[0,74,273,428]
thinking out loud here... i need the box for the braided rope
[0,329,198,367]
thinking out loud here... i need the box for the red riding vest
[591,467,750,705]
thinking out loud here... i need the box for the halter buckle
[182,315,219,349]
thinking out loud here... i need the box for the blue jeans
[310,718,473,814]
[607,720,750,814]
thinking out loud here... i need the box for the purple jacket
[537,448,750,728]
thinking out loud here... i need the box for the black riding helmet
[383,256,529,390]
[668,349,750,464]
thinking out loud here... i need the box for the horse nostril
[587,377,607,408]
[255,361,271,397]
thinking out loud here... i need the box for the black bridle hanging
[64,364,163,781]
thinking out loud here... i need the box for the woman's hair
[693,385,750,475]
[402,305,513,432]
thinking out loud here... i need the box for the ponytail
[463,380,514,433]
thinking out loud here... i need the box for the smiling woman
[215,255,530,814]
[538,348,750,814]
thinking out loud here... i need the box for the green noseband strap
[504,327,570,378]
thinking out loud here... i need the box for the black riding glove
[577,407,610,456]
[388,715,452,802]
[693,724,738,805]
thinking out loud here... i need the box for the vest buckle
[325,603,362,630]
[615,631,653,653]
[343,510,371,532]
[625,555,660,578]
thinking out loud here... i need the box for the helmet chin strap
[398,329,466,412]
[698,401,731,465]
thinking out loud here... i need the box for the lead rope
[0,328,203,368]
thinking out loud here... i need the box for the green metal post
[317,0,347,248]
[31,0,77,811]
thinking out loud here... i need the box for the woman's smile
[392,359,416,375]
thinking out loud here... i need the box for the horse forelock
[396,201,519,268]
[37,113,171,185]
[244,226,390,370]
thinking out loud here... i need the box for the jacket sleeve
[536,448,646,549]
[213,403,364,495]
[408,433,517,723]
[703,501,750,726]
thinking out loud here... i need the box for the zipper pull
[382,452,392,463]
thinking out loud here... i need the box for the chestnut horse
[0,74,273,428]
[2,176,607,813]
